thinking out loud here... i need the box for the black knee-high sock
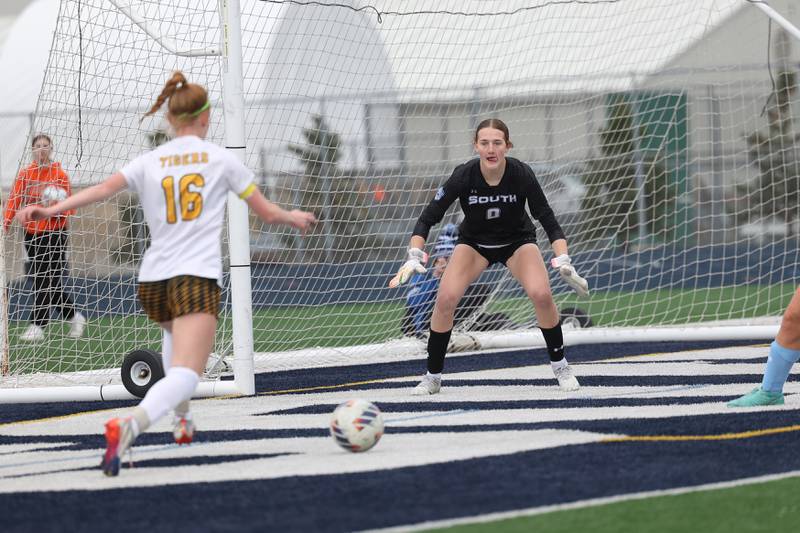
[539,322,565,362]
[426,328,452,374]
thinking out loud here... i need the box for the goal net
[1,0,797,399]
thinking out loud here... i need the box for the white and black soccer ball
[40,185,67,207]
[329,399,384,453]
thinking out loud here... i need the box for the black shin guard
[426,328,452,374]
[539,322,565,362]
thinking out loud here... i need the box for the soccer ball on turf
[329,398,384,453]
[40,185,67,207]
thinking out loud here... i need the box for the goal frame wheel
[121,349,165,398]
[560,307,593,329]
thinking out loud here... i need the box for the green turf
[4,301,405,374]
[6,284,793,375]
[6,315,162,374]
[249,301,404,351]
[424,475,800,533]
[497,284,797,327]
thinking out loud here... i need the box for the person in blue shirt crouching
[400,223,511,337]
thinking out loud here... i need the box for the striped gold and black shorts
[138,275,221,323]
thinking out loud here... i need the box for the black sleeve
[525,168,565,243]
[412,170,463,240]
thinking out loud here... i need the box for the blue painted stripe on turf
[1,453,293,480]
[0,339,767,424]
[4,409,798,458]
[254,339,767,395]
[2,425,799,533]
[0,338,791,533]
[308,374,767,393]
[586,357,767,365]
[383,410,800,437]
[440,375,771,387]
[0,399,138,425]
[264,395,743,415]
[0,428,328,451]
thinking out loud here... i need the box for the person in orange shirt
[3,133,86,342]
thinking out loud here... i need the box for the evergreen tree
[288,114,373,261]
[732,70,800,234]
[578,95,672,251]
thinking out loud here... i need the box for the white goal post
[1,0,799,402]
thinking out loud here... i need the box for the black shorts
[138,275,221,323]
[458,237,537,266]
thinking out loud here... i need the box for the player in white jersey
[122,134,254,284]
[16,71,316,476]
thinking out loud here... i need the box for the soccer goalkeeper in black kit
[389,118,589,395]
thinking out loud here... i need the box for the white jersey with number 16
[120,135,255,283]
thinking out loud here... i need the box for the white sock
[161,330,173,371]
[129,417,140,437]
[426,372,442,380]
[139,366,199,425]
[551,358,569,371]
[128,406,150,436]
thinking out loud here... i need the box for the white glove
[389,248,428,288]
[551,254,589,297]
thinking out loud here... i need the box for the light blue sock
[761,341,800,393]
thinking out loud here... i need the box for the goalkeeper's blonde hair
[143,71,208,125]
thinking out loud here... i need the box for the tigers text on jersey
[413,157,565,247]
[120,135,255,283]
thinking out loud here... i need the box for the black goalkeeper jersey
[413,157,565,247]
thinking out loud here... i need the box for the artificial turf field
[4,283,795,374]
[1,338,799,532]
[425,475,800,532]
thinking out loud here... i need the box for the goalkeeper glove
[551,254,589,297]
[389,248,428,288]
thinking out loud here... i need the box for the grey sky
[0,0,33,17]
